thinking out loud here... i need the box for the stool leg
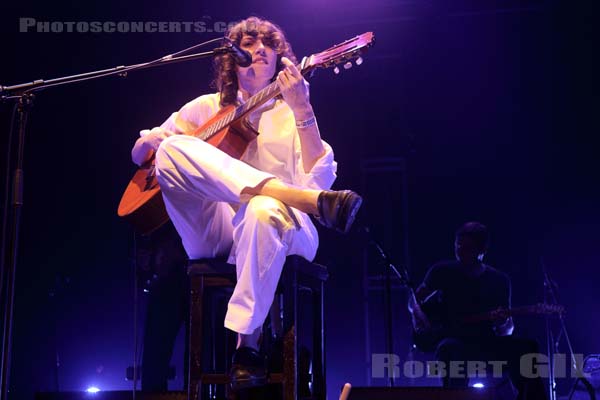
[188,275,205,400]
[209,290,217,398]
[184,293,190,391]
[312,280,326,400]
[282,267,298,400]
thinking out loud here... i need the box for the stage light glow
[472,382,485,388]
[86,386,101,393]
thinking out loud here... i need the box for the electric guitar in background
[411,296,565,352]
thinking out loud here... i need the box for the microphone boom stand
[365,228,412,388]
[0,38,232,400]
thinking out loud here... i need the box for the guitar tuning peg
[355,56,363,66]
[343,61,353,70]
[333,66,340,75]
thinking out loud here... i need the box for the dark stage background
[1,0,598,399]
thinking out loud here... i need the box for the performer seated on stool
[409,222,547,400]
[130,16,362,390]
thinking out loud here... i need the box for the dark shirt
[422,260,511,338]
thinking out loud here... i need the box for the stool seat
[187,255,328,281]
[186,255,328,400]
[188,258,235,276]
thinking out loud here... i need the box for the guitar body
[118,164,168,235]
[413,328,444,354]
[117,106,259,235]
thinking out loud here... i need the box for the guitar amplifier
[347,386,502,400]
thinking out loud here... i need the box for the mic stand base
[542,260,595,400]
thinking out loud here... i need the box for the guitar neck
[188,31,375,141]
[462,305,543,323]
[194,78,283,141]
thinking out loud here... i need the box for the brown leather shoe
[316,190,363,234]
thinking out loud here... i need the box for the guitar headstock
[300,32,375,75]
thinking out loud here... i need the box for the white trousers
[155,135,319,334]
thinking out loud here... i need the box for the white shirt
[142,92,338,191]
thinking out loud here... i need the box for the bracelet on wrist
[295,115,316,129]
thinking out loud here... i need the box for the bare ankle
[237,329,262,350]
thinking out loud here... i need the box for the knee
[155,135,185,171]
[244,195,295,232]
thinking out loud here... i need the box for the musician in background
[130,16,362,390]
[410,222,547,399]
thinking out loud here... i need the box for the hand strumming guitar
[490,307,514,336]
[410,303,432,333]
[132,127,176,166]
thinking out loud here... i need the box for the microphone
[221,38,252,67]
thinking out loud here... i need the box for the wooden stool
[187,255,328,400]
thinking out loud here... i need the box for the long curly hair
[213,17,298,107]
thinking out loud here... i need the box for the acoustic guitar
[118,32,375,234]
